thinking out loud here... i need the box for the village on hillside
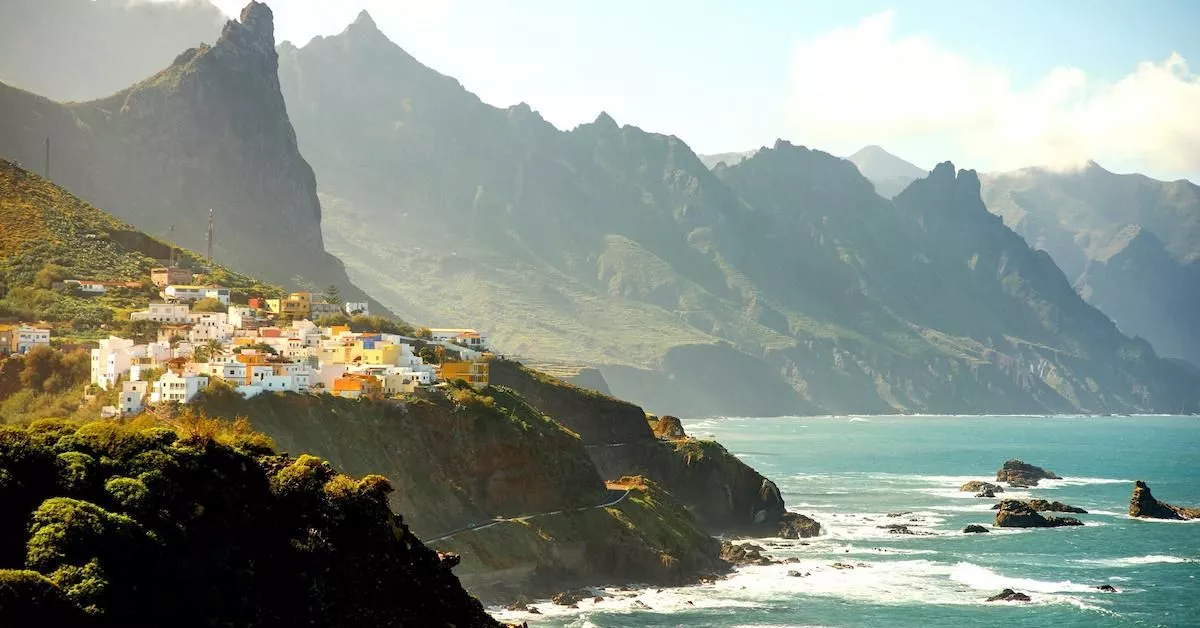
[0,264,492,418]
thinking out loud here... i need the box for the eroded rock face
[1129,480,1200,520]
[961,481,1004,494]
[987,589,1031,602]
[996,460,1060,486]
[652,415,688,440]
[777,513,821,539]
[994,501,1083,528]
[551,589,592,607]
[990,499,1087,514]
[720,542,773,566]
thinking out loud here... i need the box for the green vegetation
[0,416,498,627]
[189,297,224,313]
[0,160,274,332]
[0,347,99,424]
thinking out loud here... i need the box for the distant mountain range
[272,11,1199,415]
[981,163,1200,366]
[1,2,1196,415]
[0,1,387,314]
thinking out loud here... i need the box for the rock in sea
[995,459,1060,487]
[987,588,1032,602]
[1129,480,1200,520]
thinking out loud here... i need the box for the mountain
[0,2,387,315]
[846,145,928,198]
[698,150,758,169]
[0,158,272,328]
[981,163,1200,365]
[0,0,225,102]
[275,13,1200,416]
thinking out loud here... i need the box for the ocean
[493,415,1200,627]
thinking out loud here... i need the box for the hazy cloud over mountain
[789,11,1200,180]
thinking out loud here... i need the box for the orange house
[332,373,382,399]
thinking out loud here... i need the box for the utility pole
[168,225,176,267]
[206,208,214,265]
[44,138,49,179]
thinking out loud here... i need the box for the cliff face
[490,360,810,536]
[196,385,725,601]
[0,2,385,313]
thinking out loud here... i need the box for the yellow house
[266,291,312,320]
[319,340,400,366]
[440,360,489,390]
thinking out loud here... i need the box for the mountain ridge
[0,1,388,315]
[276,17,1200,416]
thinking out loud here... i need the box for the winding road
[423,488,632,544]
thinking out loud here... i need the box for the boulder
[1129,480,1200,520]
[778,512,822,539]
[963,525,989,534]
[960,481,1004,494]
[506,596,532,611]
[551,589,593,607]
[996,459,1060,487]
[990,499,1087,514]
[975,488,995,498]
[986,588,1032,602]
[994,501,1083,528]
[878,524,914,535]
[1096,585,1118,592]
[720,541,773,566]
[652,415,688,439]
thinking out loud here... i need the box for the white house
[343,302,369,316]
[14,327,50,354]
[91,337,137,390]
[165,285,230,305]
[429,328,488,350]
[227,306,255,329]
[188,312,234,343]
[130,303,192,323]
[65,280,107,294]
[151,372,209,404]
[120,381,148,416]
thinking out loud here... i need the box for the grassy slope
[0,160,276,318]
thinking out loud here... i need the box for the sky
[201,0,1200,181]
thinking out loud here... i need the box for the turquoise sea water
[494,415,1200,627]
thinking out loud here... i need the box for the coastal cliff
[195,384,726,600]
[490,360,819,537]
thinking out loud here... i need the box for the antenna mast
[206,209,214,264]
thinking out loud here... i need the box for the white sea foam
[1074,555,1195,567]
[1036,477,1131,488]
[948,562,1100,594]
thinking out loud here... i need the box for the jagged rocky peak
[345,8,387,40]
[215,1,277,60]
[354,9,378,29]
[593,110,619,129]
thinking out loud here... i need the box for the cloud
[787,11,1200,176]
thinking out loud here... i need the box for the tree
[191,298,224,313]
[316,313,349,328]
[321,285,342,306]
[35,264,66,289]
